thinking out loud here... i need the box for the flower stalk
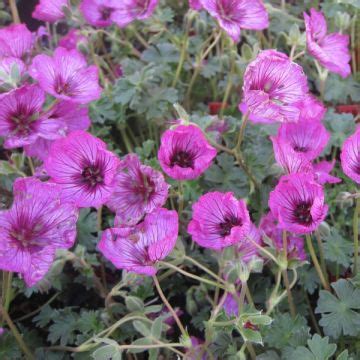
[353,197,360,275]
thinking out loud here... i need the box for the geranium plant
[0,0,359,359]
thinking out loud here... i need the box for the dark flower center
[99,6,113,21]
[136,173,155,201]
[219,215,242,237]
[350,157,360,174]
[9,105,37,136]
[293,145,308,153]
[293,202,312,225]
[82,165,104,188]
[170,150,195,169]
[54,76,71,96]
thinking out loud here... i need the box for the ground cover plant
[0,0,359,359]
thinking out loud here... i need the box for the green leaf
[47,310,79,345]
[77,209,99,250]
[315,279,360,338]
[132,320,151,337]
[289,334,337,360]
[337,350,352,360]
[141,43,179,64]
[151,317,163,339]
[204,153,249,198]
[324,74,360,103]
[264,314,310,350]
[92,345,122,360]
[298,266,320,295]
[128,338,153,353]
[125,296,145,312]
[239,328,263,345]
[323,229,353,267]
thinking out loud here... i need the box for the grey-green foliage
[316,279,360,338]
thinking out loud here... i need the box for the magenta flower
[298,95,326,122]
[341,129,360,184]
[112,0,159,28]
[98,208,178,276]
[0,84,64,149]
[274,120,330,161]
[44,131,120,208]
[158,124,216,181]
[271,136,312,175]
[200,0,268,42]
[259,212,306,261]
[223,292,240,317]
[239,50,308,124]
[188,191,250,250]
[313,160,341,185]
[269,173,328,234]
[189,0,202,10]
[0,57,25,88]
[32,0,68,22]
[236,223,261,263]
[0,24,33,59]
[304,8,351,78]
[80,0,121,27]
[24,101,91,160]
[107,154,169,226]
[0,177,78,287]
[59,29,88,50]
[29,47,101,104]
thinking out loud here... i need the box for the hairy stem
[152,275,187,336]
[1,304,34,360]
[9,0,20,23]
[353,197,360,275]
[305,234,330,291]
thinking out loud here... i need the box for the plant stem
[238,281,247,315]
[305,234,330,291]
[184,256,227,284]
[353,197,360,275]
[315,230,328,283]
[1,304,34,359]
[219,49,236,117]
[159,261,231,292]
[152,275,187,336]
[292,50,305,61]
[177,181,184,217]
[3,271,13,313]
[186,31,222,108]
[9,0,20,23]
[97,206,103,231]
[282,231,296,317]
[27,157,35,176]
[172,35,188,87]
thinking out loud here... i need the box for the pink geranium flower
[106,154,169,226]
[222,292,240,317]
[236,223,261,263]
[341,129,360,184]
[112,0,159,28]
[298,95,326,122]
[271,136,313,175]
[189,0,202,10]
[98,208,178,275]
[44,131,120,208]
[200,0,268,42]
[29,47,101,104]
[0,177,78,287]
[313,160,341,185]
[24,101,90,160]
[59,29,88,50]
[239,50,308,124]
[274,120,330,161]
[0,84,64,149]
[259,212,306,261]
[304,8,351,78]
[80,0,121,27]
[188,191,250,250]
[0,24,33,59]
[158,124,216,181]
[269,173,328,234]
[32,0,68,22]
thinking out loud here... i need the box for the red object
[336,104,360,117]
[208,102,228,115]
[244,321,258,331]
